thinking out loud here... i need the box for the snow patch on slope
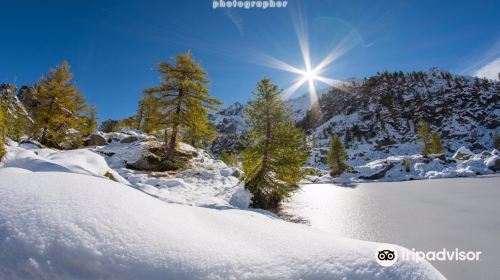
[0,170,445,280]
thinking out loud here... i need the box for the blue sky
[1,0,498,120]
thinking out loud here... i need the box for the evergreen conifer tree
[327,134,349,176]
[0,106,6,159]
[429,131,444,154]
[182,107,216,148]
[242,78,308,211]
[493,132,500,151]
[220,149,237,166]
[143,52,221,159]
[78,104,98,137]
[417,120,432,157]
[29,61,92,147]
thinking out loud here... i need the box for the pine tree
[0,85,29,142]
[182,107,217,148]
[429,131,444,154]
[417,120,432,157]
[138,93,163,133]
[220,149,230,164]
[493,132,500,151]
[0,106,6,159]
[78,104,98,137]
[327,134,349,176]
[143,52,221,159]
[9,109,28,142]
[220,149,237,166]
[242,78,308,211]
[29,61,92,147]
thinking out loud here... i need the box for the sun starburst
[254,8,360,105]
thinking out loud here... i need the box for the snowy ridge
[211,68,499,167]
[0,168,445,279]
[94,131,250,208]
[303,149,499,184]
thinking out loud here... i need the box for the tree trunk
[166,122,179,159]
[260,99,272,175]
[40,96,56,144]
[166,90,183,160]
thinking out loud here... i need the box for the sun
[253,10,360,104]
[302,68,318,83]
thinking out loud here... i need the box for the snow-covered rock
[304,150,497,184]
[94,139,250,209]
[84,133,107,146]
[0,170,445,280]
[453,146,475,161]
[486,155,500,171]
[211,70,499,166]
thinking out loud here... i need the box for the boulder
[359,163,395,180]
[452,147,474,161]
[85,133,107,146]
[478,151,492,158]
[120,136,139,143]
[126,152,162,171]
[429,153,447,162]
[486,155,500,171]
[231,168,242,178]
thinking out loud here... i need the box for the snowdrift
[1,137,250,209]
[94,133,250,209]
[0,170,444,279]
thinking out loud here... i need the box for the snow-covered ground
[1,132,250,209]
[303,148,499,184]
[0,168,445,279]
[93,131,250,209]
[2,128,498,279]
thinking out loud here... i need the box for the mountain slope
[211,68,499,166]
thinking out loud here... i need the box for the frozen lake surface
[283,175,500,280]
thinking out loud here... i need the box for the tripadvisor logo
[376,244,398,267]
[375,244,482,267]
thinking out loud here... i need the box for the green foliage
[220,149,237,166]
[418,121,445,156]
[9,110,28,142]
[143,51,222,159]
[0,106,6,159]
[100,119,119,133]
[0,85,30,142]
[494,132,500,151]
[327,134,349,176]
[303,167,322,177]
[429,132,444,154]
[78,104,98,137]
[417,120,432,156]
[29,61,93,148]
[182,108,217,148]
[242,78,308,211]
[137,94,163,133]
[402,158,411,172]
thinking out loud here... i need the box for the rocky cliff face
[0,84,33,138]
[211,68,500,166]
[210,102,248,153]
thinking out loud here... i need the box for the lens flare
[255,6,359,105]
